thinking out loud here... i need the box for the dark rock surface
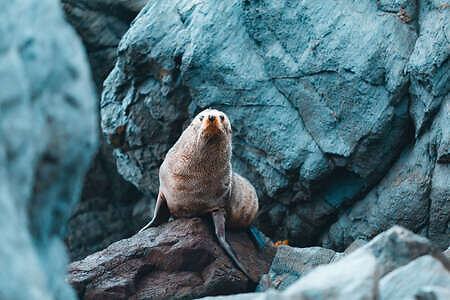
[65,142,146,261]
[61,0,151,261]
[67,218,275,300]
[201,226,450,300]
[0,0,97,299]
[99,0,448,250]
[61,0,148,91]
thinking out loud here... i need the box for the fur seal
[139,108,259,279]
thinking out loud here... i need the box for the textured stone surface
[285,226,449,298]
[408,286,450,300]
[257,245,338,291]
[61,0,150,261]
[323,97,449,251]
[321,2,450,251]
[408,0,449,136]
[65,143,146,260]
[200,226,450,300]
[257,238,367,291]
[379,255,450,300]
[61,0,148,91]
[100,0,419,248]
[283,251,379,300]
[67,218,275,300]
[0,0,97,299]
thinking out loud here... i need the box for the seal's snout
[201,113,222,139]
[196,109,231,140]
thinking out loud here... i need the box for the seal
[139,108,259,279]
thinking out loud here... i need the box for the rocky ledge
[67,218,275,299]
[68,224,450,300]
[203,226,450,300]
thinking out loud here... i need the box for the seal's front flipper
[211,210,253,281]
[249,225,266,250]
[138,191,170,233]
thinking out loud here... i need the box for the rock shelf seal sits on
[139,108,259,279]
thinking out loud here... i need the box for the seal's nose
[208,115,215,122]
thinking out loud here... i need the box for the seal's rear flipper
[138,191,170,233]
[249,225,266,250]
[211,210,255,283]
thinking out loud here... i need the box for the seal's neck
[195,136,231,165]
[171,124,232,174]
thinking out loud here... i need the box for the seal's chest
[164,172,230,218]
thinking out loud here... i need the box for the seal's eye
[199,116,204,121]
[220,115,225,121]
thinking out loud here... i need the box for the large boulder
[67,218,275,300]
[283,226,450,298]
[0,0,97,299]
[100,0,420,247]
[322,0,450,251]
[61,0,150,261]
[322,96,449,250]
[201,226,450,300]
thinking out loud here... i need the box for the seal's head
[193,109,232,143]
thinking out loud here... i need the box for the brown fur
[159,108,258,228]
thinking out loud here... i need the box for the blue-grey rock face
[408,0,449,136]
[100,0,448,248]
[0,0,97,299]
[322,76,449,251]
[257,245,339,291]
[379,255,450,300]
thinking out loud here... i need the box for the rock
[283,226,446,299]
[65,141,148,261]
[323,97,450,250]
[67,218,275,300]
[200,226,449,300]
[61,0,150,261]
[355,225,449,275]
[343,238,368,255]
[444,247,450,259]
[61,0,148,90]
[408,286,450,300]
[200,291,277,300]
[377,0,418,22]
[258,238,368,291]
[284,251,379,300]
[257,245,339,291]
[100,0,417,247]
[408,0,449,135]
[379,255,450,300]
[0,0,97,299]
